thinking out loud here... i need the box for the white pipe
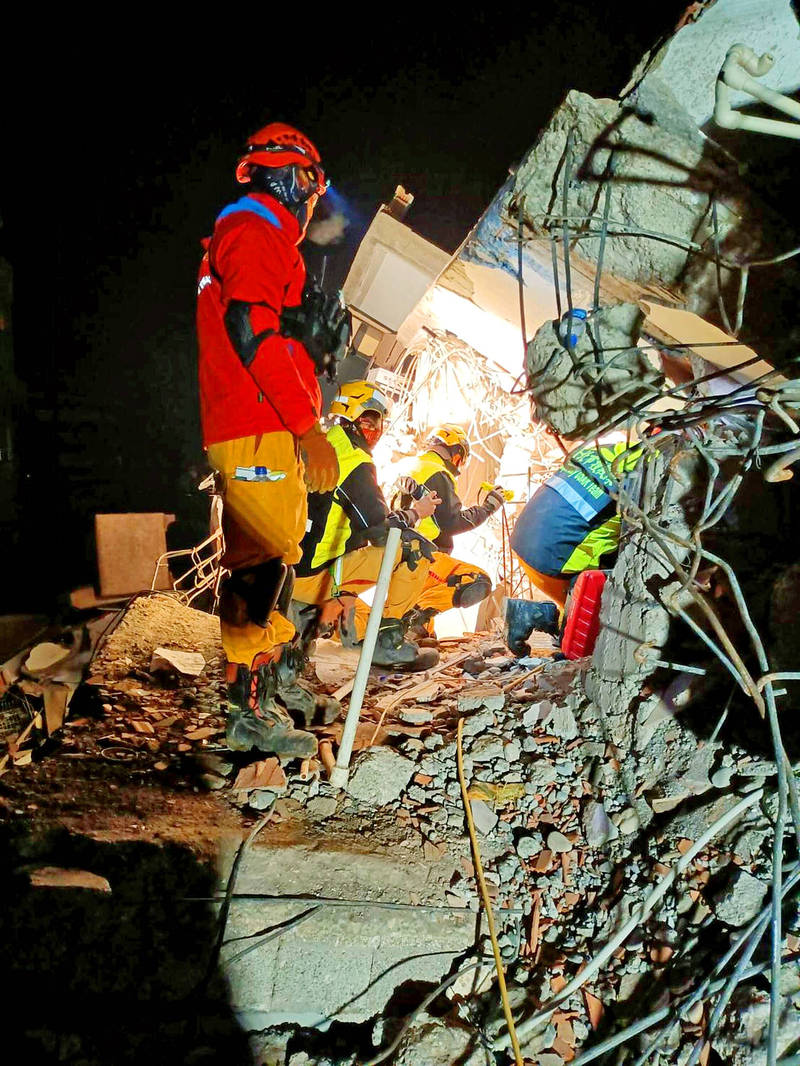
[714,44,800,140]
[329,525,402,789]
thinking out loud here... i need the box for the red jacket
[197,191,322,447]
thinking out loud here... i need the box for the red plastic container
[561,570,607,660]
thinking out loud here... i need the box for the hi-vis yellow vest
[407,451,456,542]
[309,424,373,570]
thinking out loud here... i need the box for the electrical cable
[456,716,524,1066]
[517,193,528,361]
[575,964,771,1066]
[223,906,319,965]
[198,811,272,994]
[496,789,764,1050]
[361,958,484,1066]
[190,892,525,915]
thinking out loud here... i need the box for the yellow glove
[299,424,338,493]
[480,482,514,502]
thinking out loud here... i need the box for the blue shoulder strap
[216,196,281,229]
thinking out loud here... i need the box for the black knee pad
[452,573,492,608]
[226,559,288,627]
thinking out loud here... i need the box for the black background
[1,4,687,608]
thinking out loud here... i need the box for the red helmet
[235,122,326,195]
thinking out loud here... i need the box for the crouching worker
[395,425,505,643]
[292,381,442,672]
[198,122,341,757]
[505,442,638,656]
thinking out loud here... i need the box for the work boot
[225,657,317,758]
[371,619,440,671]
[275,639,341,729]
[403,607,439,648]
[504,598,560,657]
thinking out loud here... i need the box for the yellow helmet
[329,380,390,422]
[427,423,471,466]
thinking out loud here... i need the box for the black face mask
[249,164,315,212]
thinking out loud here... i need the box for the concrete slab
[220,843,481,1029]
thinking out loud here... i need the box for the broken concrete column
[585,447,698,738]
[515,89,717,289]
[525,302,659,437]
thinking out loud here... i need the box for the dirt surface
[0,753,240,859]
[92,593,223,681]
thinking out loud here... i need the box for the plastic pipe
[329,525,402,789]
[714,45,800,140]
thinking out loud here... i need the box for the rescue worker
[293,381,442,671]
[395,425,505,642]
[505,441,638,655]
[197,122,343,757]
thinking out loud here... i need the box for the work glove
[299,424,338,493]
[482,486,507,515]
[395,475,425,501]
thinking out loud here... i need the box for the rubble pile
[2,598,797,1065]
[240,646,795,1066]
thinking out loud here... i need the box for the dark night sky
[3,3,688,605]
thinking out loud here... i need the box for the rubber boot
[371,619,440,671]
[275,638,340,728]
[225,656,317,757]
[403,607,439,648]
[503,598,560,657]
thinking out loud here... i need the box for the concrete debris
[391,1012,493,1066]
[23,642,73,675]
[461,708,496,736]
[582,800,618,847]
[525,302,657,437]
[469,799,498,835]
[542,701,579,740]
[457,685,505,714]
[710,866,769,928]
[233,759,287,795]
[399,708,433,725]
[6,590,789,1066]
[470,734,505,762]
[712,983,800,1066]
[345,747,416,805]
[149,646,206,677]
[25,866,112,892]
[546,830,572,853]
[305,796,338,820]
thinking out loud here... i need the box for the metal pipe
[329,525,402,789]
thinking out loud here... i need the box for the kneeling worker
[396,425,506,641]
[506,441,637,655]
[290,381,442,672]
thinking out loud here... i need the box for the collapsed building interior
[2,2,800,1064]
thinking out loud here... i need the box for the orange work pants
[208,431,306,668]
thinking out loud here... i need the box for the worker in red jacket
[197,122,343,758]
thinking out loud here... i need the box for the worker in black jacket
[396,424,505,642]
[290,381,441,672]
